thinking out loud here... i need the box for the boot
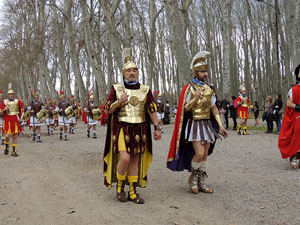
[69,127,72,134]
[51,129,54,135]
[59,132,63,140]
[243,127,249,135]
[12,150,18,157]
[12,146,18,157]
[32,133,36,141]
[237,125,242,135]
[64,135,68,141]
[4,143,9,155]
[116,180,127,202]
[87,129,90,138]
[290,155,298,169]
[1,138,4,145]
[198,171,213,193]
[71,128,75,134]
[93,133,97,139]
[128,182,144,204]
[188,168,199,194]
[47,128,50,135]
[37,136,42,143]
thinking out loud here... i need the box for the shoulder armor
[113,84,124,93]
[140,84,149,94]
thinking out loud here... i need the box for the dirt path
[0,121,299,225]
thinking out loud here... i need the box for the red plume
[72,95,74,98]
[61,91,64,95]
[49,98,51,101]
[0,90,2,94]
[157,91,159,95]
[34,90,37,94]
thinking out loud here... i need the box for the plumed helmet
[7,89,14,95]
[122,48,137,74]
[190,51,210,72]
[89,95,94,99]
[60,91,65,100]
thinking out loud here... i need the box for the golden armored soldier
[0,89,24,156]
[103,48,161,204]
[167,51,228,194]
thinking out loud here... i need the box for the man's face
[8,94,14,99]
[34,95,39,101]
[124,68,138,82]
[61,97,65,102]
[195,70,207,82]
[223,96,226,100]
[241,90,246,95]
[90,98,94,103]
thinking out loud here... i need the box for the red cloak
[278,85,300,158]
[167,84,219,171]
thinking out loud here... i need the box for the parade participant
[68,96,77,134]
[85,95,98,138]
[167,51,228,194]
[100,102,108,126]
[278,64,300,169]
[46,99,56,135]
[0,91,4,145]
[0,89,24,156]
[56,92,70,141]
[29,91,45,142]
[103,48,161,204]
[236,87,251,135]
[82,100,88,124]
[156,92,165,131]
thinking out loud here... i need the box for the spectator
[253,101,259,126]
[264,96,274,133]
[230,96,238,130]
[273,94,283,134]
[220,95,230,129]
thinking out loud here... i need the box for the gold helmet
[89,95,94,100]
[122,48,137,75]
[157,92,162,98]
[240,86,246,92]
[190,51,210,72]
[7,89,14,95]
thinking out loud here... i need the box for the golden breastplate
[4,99,19,116]
[190,84,212,120]
[114,84,149,124]
[240,97,249,107]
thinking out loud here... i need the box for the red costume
[0,100,24,134]
[278,85,300,158]
[237,96,250,119]
[100,105,108,125]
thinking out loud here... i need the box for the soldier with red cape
[278,64,300,168]
[167,51,228,194]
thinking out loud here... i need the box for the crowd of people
[1,48,300,205]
